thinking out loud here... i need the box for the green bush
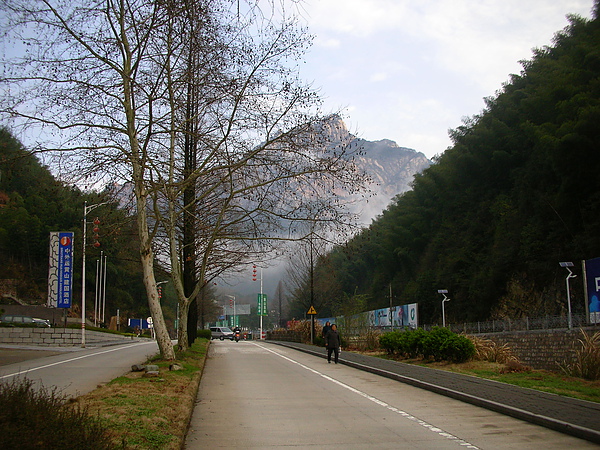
[400,328,427,358]
[422,327,454,361]
[440,334,476,363]
[379,331,403,354]
[0,377,113,449]
[197,329,211,340]
[381,327,476,363]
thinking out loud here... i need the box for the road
[185,340,596,449]
[0,341,159,397]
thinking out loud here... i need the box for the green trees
[316,7,600,324]
[0,127,151,320]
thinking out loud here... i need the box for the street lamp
[81,200,109,347]
[559,262,576,329]
[438,290,450,327]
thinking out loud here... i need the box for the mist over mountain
[327,116,431,225]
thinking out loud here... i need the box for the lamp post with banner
[81,201,109,347]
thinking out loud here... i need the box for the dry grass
[74,339,209,449]
[560,329,600,380]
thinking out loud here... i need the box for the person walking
[321,321,331,339]
[324,324,341,364]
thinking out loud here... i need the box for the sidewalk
[271,340,600,445]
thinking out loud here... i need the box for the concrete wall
[480,327,597,372]
[0,327,136,347]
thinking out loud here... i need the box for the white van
[210,326,234,340]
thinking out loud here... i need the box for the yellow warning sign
[307,306,317,315]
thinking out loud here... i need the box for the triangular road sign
[307,305,317,315]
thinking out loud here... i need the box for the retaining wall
[479,328,597,372]
[0,327,136,347]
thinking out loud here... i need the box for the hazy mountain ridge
[328,117,431,224]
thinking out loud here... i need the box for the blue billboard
[585,257,600,324]
[57,232,74,308]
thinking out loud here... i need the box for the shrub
[197,329,211,340]
[439,334,476,363]
[499,360,532,374]
[379,331,403,354]
[560,329,600,380]
[421,327,454,361]
[288,320,323,344]
[0,377,112,449]
[399,328,427,358]
[469,335,517,363]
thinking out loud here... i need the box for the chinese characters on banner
[257,293,268,316]
[48,231,74,308]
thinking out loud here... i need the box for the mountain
[325,117,431,225]
[316,10,600,323]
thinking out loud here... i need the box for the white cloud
[297,0,594,158]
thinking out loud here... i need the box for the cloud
[298,0,594,158]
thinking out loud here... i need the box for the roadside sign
[257,293,268,316]
[307,305,317,315]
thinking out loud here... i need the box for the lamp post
[81,201,109,347]
[559,262,576,329]
[438,290,450,328]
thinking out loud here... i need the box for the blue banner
[57,232,74,308]
[128,318,150,330]
[585,257,600,324]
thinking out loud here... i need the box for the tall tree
[1,0,366,355]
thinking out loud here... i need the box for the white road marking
[0,341,154,380]
[255,342,479,449]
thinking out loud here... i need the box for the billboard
[584,257,600,324]
[317,304,418,329]
[48,231,74,308]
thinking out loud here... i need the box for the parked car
[33,318,51,327]
[210,326,234,340]
[0,314,50,327]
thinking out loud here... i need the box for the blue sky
[293,0,595,159]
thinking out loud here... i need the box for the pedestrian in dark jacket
[324,324,341,364]
[322,321,331,340]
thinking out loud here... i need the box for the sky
[291,0,595,159]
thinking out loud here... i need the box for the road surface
[0,341,159,397]
[185,340,596,449]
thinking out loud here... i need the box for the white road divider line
[255,342,479,449]
[0,341,155,380]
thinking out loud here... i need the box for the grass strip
[75,338,209,449]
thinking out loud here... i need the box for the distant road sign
[307,306,317,315]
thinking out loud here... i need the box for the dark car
[0,314,51,327]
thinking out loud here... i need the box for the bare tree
[1,0,367,357]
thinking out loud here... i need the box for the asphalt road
[185,340,597,449]
[0,341,159,397]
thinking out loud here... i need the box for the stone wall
[0,327,136,347]
[480,327,598,372]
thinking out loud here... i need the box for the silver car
[210,326,234,340]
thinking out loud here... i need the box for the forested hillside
[0,128,157,321]
[313,7,600,324]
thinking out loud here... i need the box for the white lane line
[0,341,155,380]
[255,343,479,449]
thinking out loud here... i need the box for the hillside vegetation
[314,7,600,324]
[0,129,159,321]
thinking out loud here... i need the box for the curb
[271,341,600,445]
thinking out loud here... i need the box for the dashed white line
[255,342,479,449]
